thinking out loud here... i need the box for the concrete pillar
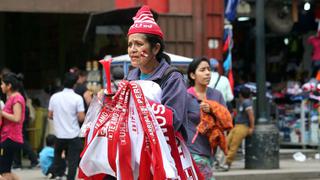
[245,0,279,169]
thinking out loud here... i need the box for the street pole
[0,14,4,67]
[245,0,279,169]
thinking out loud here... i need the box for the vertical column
[0,14,5,67]
[245,0,279,169]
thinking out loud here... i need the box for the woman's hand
[200,102,211,113]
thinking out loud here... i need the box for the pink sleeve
[12,95,25,107]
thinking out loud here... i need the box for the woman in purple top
[0,73,26,180]
[126,6,187,133]
[184,57,225,179]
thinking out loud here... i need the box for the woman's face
[191,61,211,86]
[128,33,157,68]
[0,81,9,94]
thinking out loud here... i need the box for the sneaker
[55,174,67,180]
[46,173,55,179]
[29,161,40,169]
[219,164,230,171]
[213,160,220,170]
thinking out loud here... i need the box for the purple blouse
[184,87,226,157]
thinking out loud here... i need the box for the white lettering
[156,116,166,127]
[152,104,165,115]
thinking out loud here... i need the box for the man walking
[48,72,85,180]
[221,87,255,171]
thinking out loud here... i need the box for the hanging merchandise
[223,25,234,92]
[223,34,231,53]
[223,52,232,72]
[78,59,204,180]
[225,0,240,22]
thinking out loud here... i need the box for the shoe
[29,160,39,169]
[46,173,55,179]
[12,164,22,170]
[213,160,220,170]
[219,164,230,171]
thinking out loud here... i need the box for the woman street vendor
[126,5,188,134]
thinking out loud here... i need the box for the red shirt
[308,36,320,61]
[0,93,25,143]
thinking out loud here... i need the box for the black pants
[0,139,22,173]
[13,139,38,167]
[52,137,82,180]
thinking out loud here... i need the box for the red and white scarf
[79,81,203,180]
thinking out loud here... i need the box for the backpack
[153,66,182,88]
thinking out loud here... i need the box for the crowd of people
[0,5,259,180]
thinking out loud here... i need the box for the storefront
[230,0,320,147]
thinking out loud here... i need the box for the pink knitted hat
[127,6,163,39]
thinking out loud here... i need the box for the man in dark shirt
[221,87,255,171]
[73,69,92,113]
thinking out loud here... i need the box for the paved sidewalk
[13,159,320,180]
[215,158,320,180]
[12,167,44,180]
[12,149,320,180]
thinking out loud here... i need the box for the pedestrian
[80,6,189,180]
[48,72,85,180]
[0,67,11,103]
[71,67,92,113]
[39,134,66,179]
[184,57,227,179]
[126,5,188,132]
[39,134,55,177]
[207,58,234,168]
[12,102,39,169]
[0,73,26,180]
[208,58,234,103]
[12,73,39,169]
[221,86,255,171]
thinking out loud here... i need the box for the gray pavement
[215,149,320,180]
[12,149,320,180]
[12,167,44,180]
[215,159,320,180]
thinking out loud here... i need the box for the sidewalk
[215,149,320,180]
[13,149,320,180]
[14,160,319,180]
